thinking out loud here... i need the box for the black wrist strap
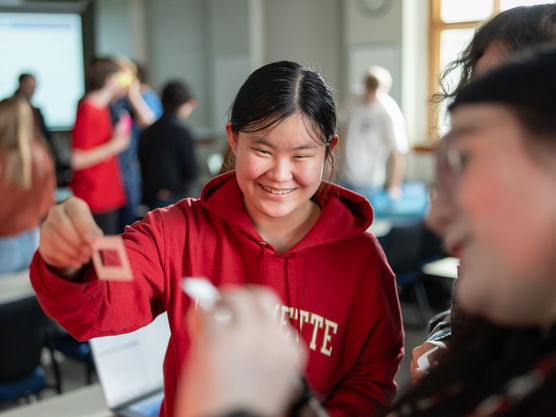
[288,376,313,417]
[223,411,264,417]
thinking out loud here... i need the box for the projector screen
[0,12,84,130]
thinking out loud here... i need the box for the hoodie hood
[200,171,373,254]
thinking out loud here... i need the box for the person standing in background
[135,64,163,121]
[139,80,198,209]
[0,97,55,274]
[110,59,162,229]
[341,66,408,200]
[13,72,70,185]
[70,57,131,234]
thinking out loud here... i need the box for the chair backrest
[383,222,424,275]
[0,296,48,382]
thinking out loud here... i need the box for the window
[428,0,555,137]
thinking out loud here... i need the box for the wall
[264,0,342,100]
[91,0,433,182]
[94,0,146,61]
[342,0,403,106]
[145,0,210,129]
[206,0,254,128]
[344,0,403,45]
[92,0,428,138]
[145,0,263,133]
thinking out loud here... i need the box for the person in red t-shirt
[70,57,131,234]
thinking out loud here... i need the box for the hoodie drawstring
[258,243,302,336]
[284,256,292,307]
[293,255,302,332]
[283,254,302,333]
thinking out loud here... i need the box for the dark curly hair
[435,4,556,104]
[383,42,556,417]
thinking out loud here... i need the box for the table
[0,384,112,417]
[0,269,34,304]
[422,257,459,280]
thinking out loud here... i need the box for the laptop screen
[90,313,171,409]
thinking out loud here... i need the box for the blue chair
[0,296,61,404]
[370,181,429,224]
[0,368,46,403]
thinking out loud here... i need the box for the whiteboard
[0,12,84,130]
[347,42,402,105]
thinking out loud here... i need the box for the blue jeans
[0,228,39,274]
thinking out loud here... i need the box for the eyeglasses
[434,134,467,199]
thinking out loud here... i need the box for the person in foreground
[410,3,556,380]
[176,43,556,417]
[31,61,403,417]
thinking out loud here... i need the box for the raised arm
[71,116,131,171]
[31,196,168,340]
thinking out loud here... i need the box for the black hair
[450,42,556,142]
[436,4,556,103]
[161,80,194,113]
[85,57,121,92]
[18,73,34,83]
[228,60,337,179]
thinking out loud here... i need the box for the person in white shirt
[340,66,409,200]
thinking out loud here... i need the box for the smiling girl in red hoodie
[31,61,403,417]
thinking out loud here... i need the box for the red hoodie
[30,172,403,417]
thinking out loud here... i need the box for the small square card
[182,277,220,309]
[91,236,133,281]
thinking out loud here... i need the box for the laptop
[90,313,171,417]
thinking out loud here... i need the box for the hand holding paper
[39,197,134,281]
[39,197,103,276]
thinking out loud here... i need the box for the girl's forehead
[242,114,324,147]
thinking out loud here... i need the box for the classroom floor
[0,302,429,414]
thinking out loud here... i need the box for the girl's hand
[38,197,103,277]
